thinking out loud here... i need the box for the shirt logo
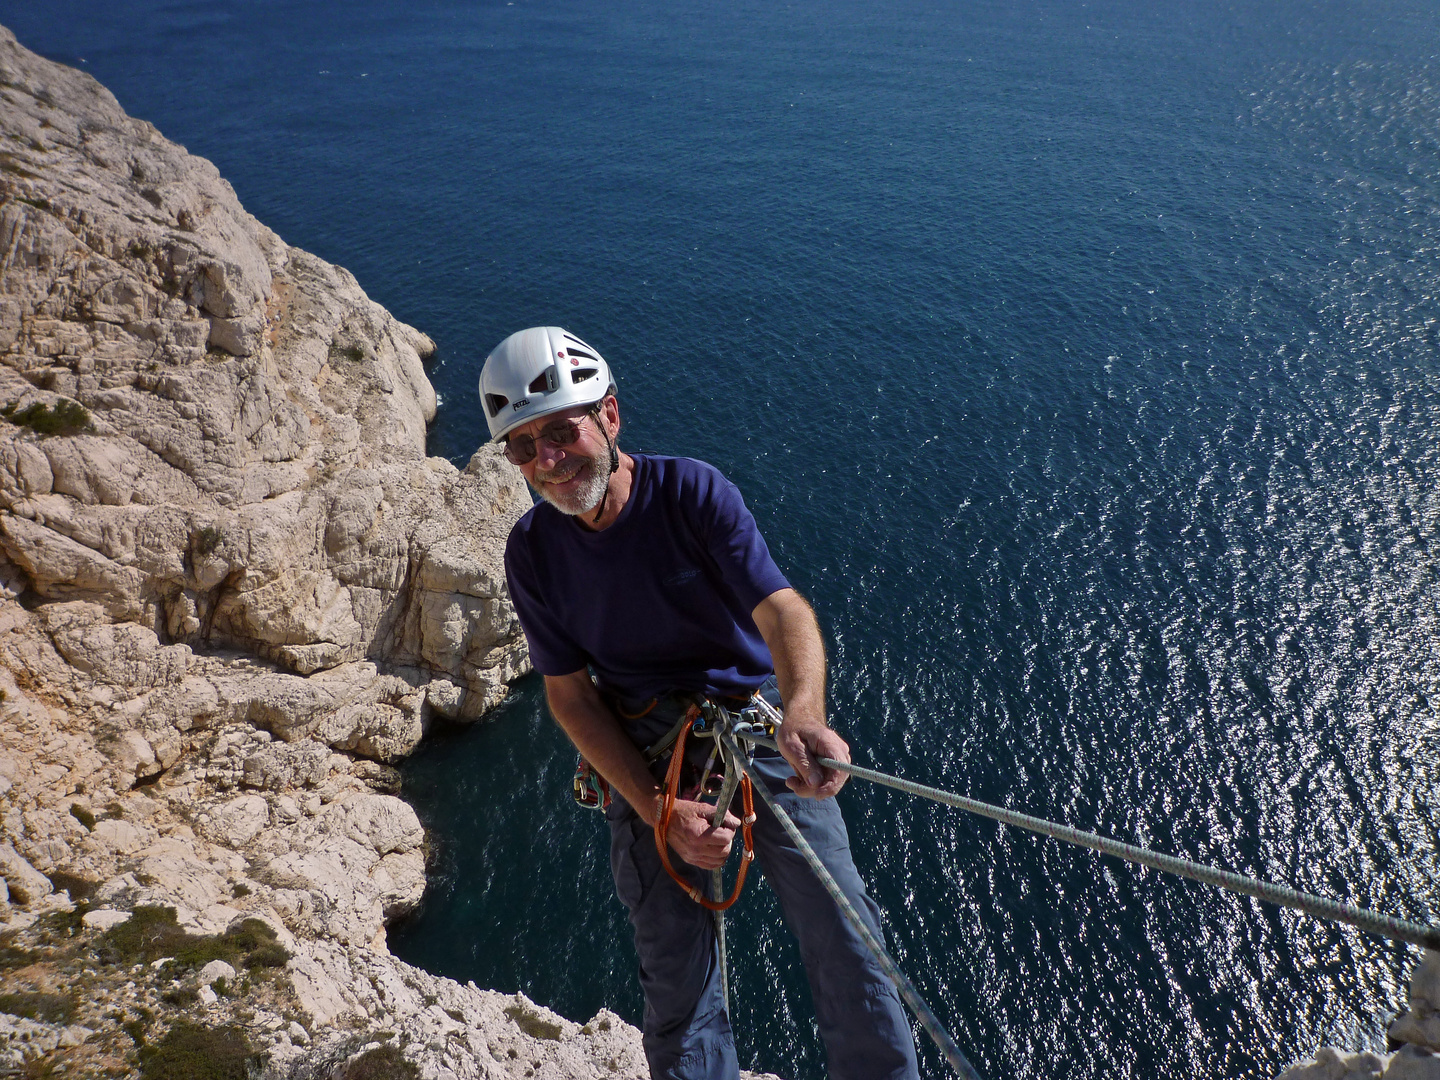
[664,568,701,587]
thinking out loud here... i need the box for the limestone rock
[203,793,270,847]
[1386,1046,1440,1080]
[1414,951,1440,1017]
[1393,1012,1440,1056]
[327,793,423,856]
[0,26,674,1080]
[1387,952,1440,1056]
[80,907,131,930]
[0,840,52,904]
[197,958,238,986]
[1275,1048,1387,1080]
[0,23,531,730]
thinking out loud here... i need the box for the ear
[601,395,621,437]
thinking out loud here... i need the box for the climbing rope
[721,731,985,1080]
[653,710,756,911]
[734,731,1440,953]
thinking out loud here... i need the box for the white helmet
[478,326,616,442]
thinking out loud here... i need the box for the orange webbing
[653,710,756,911]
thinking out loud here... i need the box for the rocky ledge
[1274,951,1440,1080]
[0,23,711,1080]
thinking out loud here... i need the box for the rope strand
[736,732,1440,952]
[722,733,985,1080]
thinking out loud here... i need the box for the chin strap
[590,408,621,526]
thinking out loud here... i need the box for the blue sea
[10,1,1439,1076]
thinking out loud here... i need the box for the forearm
[755,588,828,729]
[753,588,849,797]
[545,674,663,824]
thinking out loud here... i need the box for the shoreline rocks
[1276,952,1440,1080]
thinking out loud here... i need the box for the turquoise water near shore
[8,1,1440,1076]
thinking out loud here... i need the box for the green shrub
[37,907,87,940]
[0,940,40,971]
[245,941,290,969]
[0,992,75,1024]
[194,526,224,556]
[46,870,99,901]
[335,1045,418,1080]
[97,907,289,972]
[160,986,198,1009]
[1,399,93,437]
[137,1021,255,1080]
[95,905,187,965]
[69,804,95,831]
[330,344,366,364]
[504,1003,562,1041]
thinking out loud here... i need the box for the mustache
[534,455,594,484]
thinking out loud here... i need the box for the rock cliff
[0,23,694,1080]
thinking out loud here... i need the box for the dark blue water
[12,1,1439,1076]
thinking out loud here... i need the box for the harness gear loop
[572,758,611,810]
[572,697,696,811]
[653,704,755,911]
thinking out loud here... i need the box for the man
[483,326,919,1080]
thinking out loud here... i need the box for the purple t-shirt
[503,454,791,701]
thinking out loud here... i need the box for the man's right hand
[657,797,742,871]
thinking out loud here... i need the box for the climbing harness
[652,703,757,911]
[571,701,696,812]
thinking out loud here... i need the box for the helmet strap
[589,406,620,526]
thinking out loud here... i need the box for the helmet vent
[527,369,558,395]
[571,368,597,384]
[566,347,599,361]
[484,393,509,417]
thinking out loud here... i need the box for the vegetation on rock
[504,1002,562,1041]
[136,1020,256,1080]
[1,398,93,436]
[0,991,76,1024]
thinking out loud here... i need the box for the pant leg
[748,754,921,1080]
[609,805,740,1080]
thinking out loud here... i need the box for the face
[507,398,619,517]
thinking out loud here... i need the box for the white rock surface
[0,23,532,728]
[197,958,238,986]
[80,906,131,930]
[1275,1047,1387,1080]
[1274,949,1440,1079]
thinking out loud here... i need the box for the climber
[480,326,920,1080]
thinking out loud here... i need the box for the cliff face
[0,24,677,1080]
[0,27,532,725]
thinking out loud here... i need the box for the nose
[531,435,568,472]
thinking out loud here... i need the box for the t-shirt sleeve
[692,467,791,612]
[504,526,590,677]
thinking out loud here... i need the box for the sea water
[9,1,1438,1076]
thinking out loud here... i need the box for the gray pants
[603,692,920,1080]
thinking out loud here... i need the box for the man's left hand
[777,723,850,799]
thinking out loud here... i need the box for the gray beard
[535,454,611,517]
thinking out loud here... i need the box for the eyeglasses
[503,414,592,465]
